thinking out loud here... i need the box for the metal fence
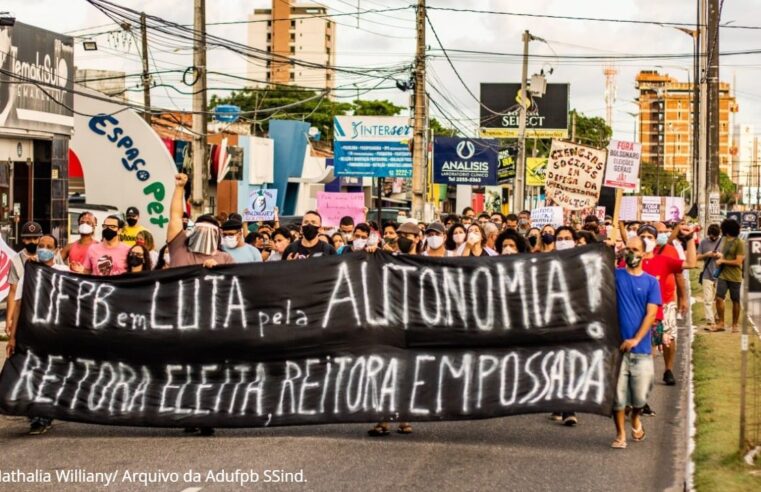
[741,237,761,455]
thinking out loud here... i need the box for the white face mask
[352,238,367,251]
[223,236,238,249]
[427,235,444,250]
[78,223,94,235]
[468,232,481,243]
[453,232,466,245]
[643,238,656,253]
[502,246,517,255]
[555,239,575,251]
[627,230,637,239]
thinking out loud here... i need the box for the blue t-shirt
[615,268,662,354]
[222,244,263,264]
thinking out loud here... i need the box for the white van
[68,204,124,244]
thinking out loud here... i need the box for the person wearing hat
[395,221,421,254]
[120,206,147,247]
[221,218,262,264]
[422,222,447,257]
[5,221,43,340]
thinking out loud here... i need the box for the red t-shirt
[642,253,683,319]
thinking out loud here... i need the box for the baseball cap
[397,222,419,235]
[425,222,446,235]
[126,206,140,217]
[20,221,43,238]
[221,218,243,231]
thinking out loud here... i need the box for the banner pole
[612,188,623,242]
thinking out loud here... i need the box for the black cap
[228,212,243,223]
[20,221,43,238]
[425,222,446,235]
[126,206,140,217]
[221,218,243,231]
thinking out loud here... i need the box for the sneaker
[641,404,656,416]
[562,413,578,427]
[548,413,562,422]
[663,369,676,386]
[28,419,51,435]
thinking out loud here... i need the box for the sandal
[611,438,627,449]
[731,326,740,333]
[368,424,390,437]
[632,426,646,442]
[709,326,726,333]
[397,423,413,434]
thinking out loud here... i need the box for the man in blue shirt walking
[613,236,662,449]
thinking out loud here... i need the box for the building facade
[75,69,126,100]
[636,70,738,179]
[733,124,761,206]
[247,2,336,91]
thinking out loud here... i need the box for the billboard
[0,22,74,135]
[497,146,516,184]
[433,137,498,186]
[333,116,413,178]
[479,83,569,138]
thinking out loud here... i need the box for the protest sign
[530,207,564,227]
[603,140,641,190]
[526,157,548,186]
[641,196,662,221]
[545,141,607,210]
[742,211,759,229]
[243,189,277,222]
[0,247,620,427]
[317,192,366,228]
[619,196,639,221]
[433,138,498,186]
[664,197,685,222]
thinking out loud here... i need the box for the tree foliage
[210,87,403,141]
[429,117,458,137]
[569,109,613,149]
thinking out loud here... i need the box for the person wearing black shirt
[282,210,336,259]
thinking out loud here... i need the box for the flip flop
[368,424,390,437]
[611,438,627,449]
[397,423,413,434]
[632,426,646,442]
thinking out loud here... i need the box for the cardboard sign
[545,141,607,210]
[317,192,366,228]
[604,140,642,190]
[640,196,662,221]
[530,207,564,227]
[618,196,685,222]
[243,189,277,222]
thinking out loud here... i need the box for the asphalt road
[0,327,691,492]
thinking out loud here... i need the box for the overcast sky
[6,0,761,141]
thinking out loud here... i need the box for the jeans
[615,353,655,411]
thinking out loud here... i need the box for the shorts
[661,302,678,342]
[716,279,741,303]
[614,353,655,411]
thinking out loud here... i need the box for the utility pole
[707,0,721,221]
[411,0,427,221]
[191,0,207,218]
[139,12,151,125]
[512,30,531,214]
[698,0,709,227]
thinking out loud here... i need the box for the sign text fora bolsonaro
[333,116,413,178]
[433,138,499,186]
[479,83,569,139]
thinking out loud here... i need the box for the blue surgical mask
[37,248,55,262]
[656,233,669,246]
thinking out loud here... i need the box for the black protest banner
[0,245,620,428]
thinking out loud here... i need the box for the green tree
[720,171,737,206]
[210,87,404,141]
[569,109,612,148]
[639,162,690,197]
[429,117,458,137]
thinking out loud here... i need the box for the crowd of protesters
[2,172,745,447]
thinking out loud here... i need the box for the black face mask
[541,233,555,244]
[126,218,138,227]
[301,224,319,241]
[102,228,118,241]
[24,242,38,254]
[127,255,143,267]
[397,236,414,254]
[528,235,538,248]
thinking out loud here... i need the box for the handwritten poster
[530,207,564,227]
[317,192,366,228]
[545,141,607,210]
[604,140,642,190]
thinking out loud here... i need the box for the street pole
[191,0,207,218]
[707,0,721,218]
[139,12,151,125]
[411,0,427,221]
[698,0,709,227]
[513,30,530,214]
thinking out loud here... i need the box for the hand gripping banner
[0,244,620,428]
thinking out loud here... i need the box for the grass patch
[691,267,761,490]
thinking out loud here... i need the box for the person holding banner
[445,223,467,255]
[266,228,292,262]
[535,225,556,253]
[5,221,43,338]
[283,211,336,260]
[495,229,528,255]
[461,224,490,257]
[612,236,662,449]
[62,212,98,271]
[422,223,449,257]
[221,218,262,264]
